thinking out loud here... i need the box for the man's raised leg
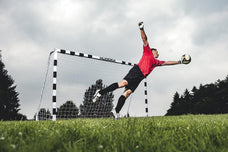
[92,80,128,102]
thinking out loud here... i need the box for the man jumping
[93,22,187,119]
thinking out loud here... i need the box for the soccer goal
[36,49,148,121]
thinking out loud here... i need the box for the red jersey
[137,43,165,77]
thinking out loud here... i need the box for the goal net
[36,49,148,121]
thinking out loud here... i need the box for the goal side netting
[36,49,148,121]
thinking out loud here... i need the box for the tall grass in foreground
[0,114,227,152]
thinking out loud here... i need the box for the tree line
[166,76,228,115]
[35,79,114,120]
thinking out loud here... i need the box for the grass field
[0,114,227,152]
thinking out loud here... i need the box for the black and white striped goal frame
[52,48,149,121]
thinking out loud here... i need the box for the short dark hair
[151,48,157,51]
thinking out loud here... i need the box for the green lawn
[0,114,228,152]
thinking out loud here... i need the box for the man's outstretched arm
[138,22,148,46]
[162,61,180,66]
[162,56,189,66]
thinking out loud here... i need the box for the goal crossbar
[52,48,148,121]
[57,49,135,66]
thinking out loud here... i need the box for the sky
[0,0,228,119]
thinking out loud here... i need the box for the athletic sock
[99,83,118,95]
[115,95,126,113]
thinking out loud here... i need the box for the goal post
[52,51,57,121]
[40,48,149,121]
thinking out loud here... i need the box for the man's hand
[179,54,191,64]
[139,22,147,45]
[138,22,144,30]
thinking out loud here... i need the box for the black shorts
[123,65,145,92]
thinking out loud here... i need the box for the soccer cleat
[92,89,101,102]
[111,109,120,120]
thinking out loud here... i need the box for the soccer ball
[181,54,191,64]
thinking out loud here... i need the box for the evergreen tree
[166,92,181,115]
[215,76,228,113]
[191,86,198,114]
[80,79,114,118]
[0,58,26,120]
[183,89,193,114]
[57,101,79,119]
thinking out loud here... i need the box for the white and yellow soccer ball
[181,54,191,64]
